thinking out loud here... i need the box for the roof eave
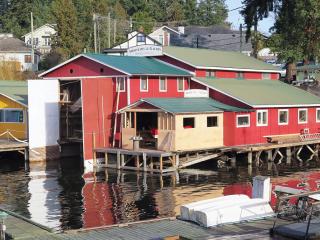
[0,93,28,108]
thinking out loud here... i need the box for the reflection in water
[0,154,320,231]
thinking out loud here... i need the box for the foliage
[51,0,83,60]
[197,0,228,26]
[242,0,320,63]
[132,11,155,34]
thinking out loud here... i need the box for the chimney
[178,26,185,35]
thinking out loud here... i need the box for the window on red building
[278,109,289,125]
[116,77,125,92]
[177,77,184,92]
[159,76,167,92]
[237,72,244,79]
[140,76,148,91]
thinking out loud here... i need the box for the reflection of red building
[82,172,115,228]
[223,171,320,207]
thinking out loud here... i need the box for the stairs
[178,152,224,169]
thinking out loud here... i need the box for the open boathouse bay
[0,155,320,231]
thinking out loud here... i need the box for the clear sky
[225,0,275,35]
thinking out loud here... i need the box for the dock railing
[272,190,320,239]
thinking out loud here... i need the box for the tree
[184,0,198,25]
[167,0,185,23]
[197,0,228,26]
[132,11,155,34]
[242,0,320,81]
[51,0,82,60]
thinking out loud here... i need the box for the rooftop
[0,37,31,52]
[0,80,28,106]
[84,53,191,76]
[193,77,320,107]
[123,97,248,114]
[163,46,281,72]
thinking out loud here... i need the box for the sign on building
[184,89,209,98]
[127,45,163,57]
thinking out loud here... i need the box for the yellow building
[0,80,28,140]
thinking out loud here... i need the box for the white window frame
[140,76,148,92]
[256,110,268,126]
[316,108,320,123]
[177,77,184,92]
[159,76,167,92]
[0,108,24,124]
[236,114,250,128]
[298,108,308,124]
[116,77,126,92]
[278,109,289,125]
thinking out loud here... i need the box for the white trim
[278,109,289,125]
[236,114,250,128]
[177,77,185,92]
[43,75,127,80]
[0,93,28,108]
[39,54,131,77]
[298,108,308,124]
[116,77,126,92]
[0,108,25,124]
[159,76,167,92]
[80,80,85,166]
[140,76,148,92]
[163,53,283,73]
[127,77,131,105]
[256,110,268,126]
[316,108,320,123]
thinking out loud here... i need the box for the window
[140,76,148,91]
[257,110,268,126]
[159,35,163,44]
[205,70,215,78]
[237,72,244,79]
[43,37,51,46]
[183,117,195,128]
[298,109,308,124]
[316,108,320,123]
[262,73,271,80]
[207,116,218,127]
[116,77,125,92]
[159,76,167,92]
[177,77,184,92]
[278,109,289,125]
[24,55,32,63]
[236,115,250,127]
[0,109,24,123]
[137,34,146,43]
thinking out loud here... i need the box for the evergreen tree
[167,0,185,23]
[184,0,198,25]
[132,11,155,33]
[197,0,228,26]
[51,0,82,60]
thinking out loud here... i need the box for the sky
[225,0,275,35]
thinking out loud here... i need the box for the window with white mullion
[278,109,289,125]
[298,108,308,124]
[256,110,268,126]
[159,76,167,92]
[236,114,250,128]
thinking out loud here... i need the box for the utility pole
[253,15,258,58]
[93,13,97,53]
[239,23,243,53]
[108,12,111,48]
[30,12,34,65]
[113,19,116,44]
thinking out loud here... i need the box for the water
[1,153,320,231]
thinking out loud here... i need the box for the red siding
[216,71,237,79]
[44,56,124,78]
[82,78,114,160]
[272,73,280,80]
[209,88,250,109]
[130,76,188,103]
[244,72,262,79]
[224,108,320,146]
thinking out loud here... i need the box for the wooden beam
[143,153,147,172]
[104,153,108,166]
[160,156,163,173]
[116,151,120,169]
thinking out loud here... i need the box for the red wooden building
[35,47,320,168]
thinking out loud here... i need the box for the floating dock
[0,139,28,159]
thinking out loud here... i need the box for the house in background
[0,80,28,140]
[23,24,56,55]
[0,34,40,71]
[148,26,181,46]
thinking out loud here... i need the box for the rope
[0,130,28,144]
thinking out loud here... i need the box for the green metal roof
[0,80,28,106]
[139,98,248,113]
[193,77,320,107]
[163,46,281,72]
[84,53,191,76]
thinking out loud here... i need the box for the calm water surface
[0,153,320,231]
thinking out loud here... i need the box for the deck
[1,206,280,240]
[0,139,28,154]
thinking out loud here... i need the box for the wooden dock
[93,135,320,173]
[0,139,28,159]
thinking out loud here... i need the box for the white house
[104,26,181,56]
[23,24,56,55]
[0,34,40,71]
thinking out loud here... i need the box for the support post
[150,157,153,170]
[121,154,125,167]
[175,154,180,169]
[143,153,147,172]
[104,153,108,166]
[116,151,120,170]
[230,155,236,168]
[247,151,253,165]
[267,150,272,162]
[24,148,29,161]
[135,155,140,170]
[160,156,163,172]
[286,147,292,165]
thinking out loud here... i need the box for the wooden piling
[267,150,272,162]
[160,156,163,172]
[286,147,292,164]
[143,153,147,172]
[175,154,180,168]
[121,154,125,167]
[116,151,120,170]
[247,151,252,165]
[136,155,140,170]
[92,131,97,166]
[104,153,108,166]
